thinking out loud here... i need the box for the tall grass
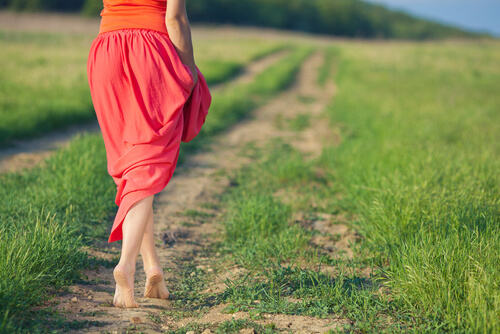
[321,40,500,331]
[219,143,403,331]
[214,40,500,332]
[0,134,114,331]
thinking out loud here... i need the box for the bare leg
[141,207,170,299]
[113,195,154,308]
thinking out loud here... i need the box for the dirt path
[47,51,350,334]
[0,123,101,174]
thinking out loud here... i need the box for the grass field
[324,40,500,332]
[206,39,500,333]
[0,19,499,333]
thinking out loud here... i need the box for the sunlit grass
[322,39,500,332]
[0,134,114,332]
[216,142,405,332]
[0,31,95,145]
[204,39,500,333]
[2,24,499,333]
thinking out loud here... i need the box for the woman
[87,0,211,308]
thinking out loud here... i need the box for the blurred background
[0,0,498,39]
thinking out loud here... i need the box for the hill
[0,0,483,39]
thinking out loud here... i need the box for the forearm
[166,15,198,85]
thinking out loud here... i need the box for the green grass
[3,25,498,333]
[0,30,286,146]
[320,40,500,332]
[288,113,311,131]
[167,318,280,334]
[196,43,289,86]
[0,39,310,332]
[197,60,243,85]
[216,143,412,332]
[199,40,500,333]
[0,134,114,332]
[0,31,95,145]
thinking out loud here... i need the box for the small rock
[252,300,260,304]
[130,317,142,324]
[215,252,221,256]
[190,272,196,277]
[202,330,214,334]
[207,268,214,273]
[71,297,78,303]
[87,295,93,300]
[239,329,255,334]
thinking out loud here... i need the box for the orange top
[99,0,168,35]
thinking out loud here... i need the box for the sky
[364,0,500,37]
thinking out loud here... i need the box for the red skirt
[87,29,211,243]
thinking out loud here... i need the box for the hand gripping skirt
[87,29,211,243]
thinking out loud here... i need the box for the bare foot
[113,263,139,308]
[144,266,170,299]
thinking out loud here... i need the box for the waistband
[99,10,168,35]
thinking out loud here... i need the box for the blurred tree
[82,0,101,16]
[4,0,84,11]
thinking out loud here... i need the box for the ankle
[142,257,161,272]
[115,261,136,275]
[145,265,163,277]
